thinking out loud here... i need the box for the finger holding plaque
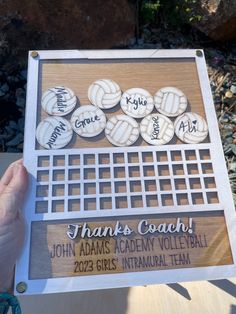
[105,114,139,147]
[140,113,174,145]
[120,87,154,118]
[36,116,73,149]
[174,112,208,144]
[41,86,77,116]
[71,105,106,137]
[154,86,187,117]
[88,79,121,109]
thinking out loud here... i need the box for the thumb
[0,163,28,221]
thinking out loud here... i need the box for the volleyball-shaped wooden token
[105,115,139,146]
[120,88,154,118]
[154,87,187,117]
[36,116,73,149]
[88,79,121,109]
[174,112,208,144]
[140,114,174,145]
[71,105,106,137]
[41,86,77,116]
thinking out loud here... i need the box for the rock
[16,97,25,108]
[193,0,236,42]
[1,83,9,93]
[230,85,236,94]
[6,133,23,146]
[0,0,136,61]
[9,120,18,130]
[225,90,233,98]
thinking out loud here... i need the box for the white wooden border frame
[15,49,236,295]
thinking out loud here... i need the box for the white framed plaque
[15,49,236,295]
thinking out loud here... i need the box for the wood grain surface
[29,211,232,279]
[36,58,209,149]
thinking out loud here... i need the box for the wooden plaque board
[15,50,236,295]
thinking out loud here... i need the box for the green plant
[139,0,202,28]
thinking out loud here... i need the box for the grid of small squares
[35,148,219,214]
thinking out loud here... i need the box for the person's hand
[0,159,28,292]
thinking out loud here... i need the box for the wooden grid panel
[35,147,219,214]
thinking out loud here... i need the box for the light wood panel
[36,58,208,149]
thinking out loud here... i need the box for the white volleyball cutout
[154,86,187,117]
[120,87,154,118]
[41,86,77,116]
[174,112,208,144]
[88,79,121,109]
[140,114,174,145]
[71,105,106,138]
[105,114,139,147]
[36,116,73,149]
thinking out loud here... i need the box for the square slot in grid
[113,153,125,164]
[192,193,204,204]
[84,154,95,165]
[53,156,65,167]
[99,154,110,164]
[171,151,182,161]
[100,197,112,210]
[161,194,174,206]
[53,170,65,181]
[100,167,111,179]
[144,180,157,192]
[143,165,155,177]
[199,149,211,160]
[84,183,96,195]
[37,170,49,182]
[146,195,158,207]
[172,164,184,176]
[201,163,213,174]
[114,167,126,178]
[35,201,48,214]
[174,178,187,190]
[36,185,48,197]
[156,151,168,162]
[116,196,128,209]
[68,199,80,211]
[130,181,142,192]
[84,198,96,210]
[160,179,172,191]
[131,195,143,208]
[204,177,216,189]
[38,156,50,167]
[158,165,170,176]
[189,178,201,189]
[84,168,96,180]
[185,150,197,160]
[206,192,219,204]
[115,181,127,193]
[69,155,80,166]
[68,183,80,196]
[52,200,64,212]
[128,166,140,177]
[99,182,112,194]
[69,169,80,180]
[187,164,199,175]
[128,152,139,163]
[52,184,65,197]
[176,193,189,205]
[142,152,153,163]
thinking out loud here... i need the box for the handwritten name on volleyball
[46,121,67,148]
